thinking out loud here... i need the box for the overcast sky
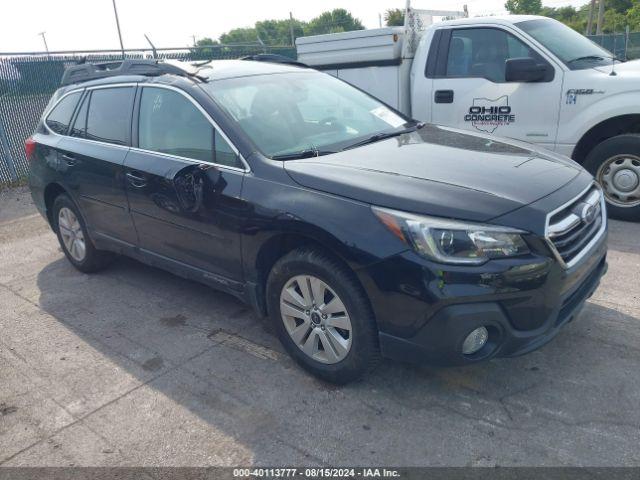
[1,0,587,53]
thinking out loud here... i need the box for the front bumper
[357,229,608,366]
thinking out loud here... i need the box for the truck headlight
[372,206,529,265]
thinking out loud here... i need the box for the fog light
[462,327,489,355]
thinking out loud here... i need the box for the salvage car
[27,59,607,383]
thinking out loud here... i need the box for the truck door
[430,26,563,148]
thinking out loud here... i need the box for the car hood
[283,124,583,222]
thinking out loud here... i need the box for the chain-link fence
[587,31,640,60]
[0,45,295,184]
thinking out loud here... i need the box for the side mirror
[505,57,548,83]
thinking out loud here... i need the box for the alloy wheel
[58,207,86,262]
[279,274,352,364]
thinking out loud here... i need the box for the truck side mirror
[505,57,548,83]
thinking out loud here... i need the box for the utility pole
[625,25,630,60]
[586,0,596,35]
[192,35,197,47]
[38,32,49,54]
[379,13,383,28]
[111,0,125,58]
[596,0,605,36]
[289,12,295,46]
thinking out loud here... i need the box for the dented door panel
[123,149,246,281]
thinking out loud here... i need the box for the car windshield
[202,71,414,158]
[516,18,617,70]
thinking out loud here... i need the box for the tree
[255,18,305,45]
[538,0,639,33]
[219,27,259,44]
[504,0,542,15]
[304,9,364,36]
[540,5,585,31]
[602,8,628,32]
[190,37,219,59]
[626,2,640,30]
[607,0,633,14]
[384,8,405,26]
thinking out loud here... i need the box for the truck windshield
[516,18,617,70]
[202,71,414,159]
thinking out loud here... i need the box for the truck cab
[297,14,640,221]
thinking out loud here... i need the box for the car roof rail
[60,59,207,87]
[240,53,308,68]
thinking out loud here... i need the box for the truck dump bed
[296,27,404,69]
[296,28,411,115]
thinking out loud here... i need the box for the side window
[70,94,89,138]
[139,87,241,168]
[214,130,240,168]
[46,92,81,135]
[85,87,134,145]
[445,28,542,82]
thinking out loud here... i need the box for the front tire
[266,248,380,384]
[584,134,640,221]
[52,194,115,273]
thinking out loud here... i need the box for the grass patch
[0,175,28,191]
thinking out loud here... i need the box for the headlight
[372,206,530,265]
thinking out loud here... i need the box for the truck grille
[546,185,606,268]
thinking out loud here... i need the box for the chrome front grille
[546,184,606,268]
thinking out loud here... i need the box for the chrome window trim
[129,146,247,173]
[137,84,250,172]
[544,182,607,269]
[42,82,251,173]
[43,84,137,147]
[43,89,84,132]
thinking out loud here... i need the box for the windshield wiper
[342,123,424,151]
[567,55,607,64]
[270,148,337,160]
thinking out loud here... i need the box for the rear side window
[85,87,134,145]
[46,92,81,135]
[70,94,89,138]
[138,87,241,168]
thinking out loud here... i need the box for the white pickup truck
[297,13,640,220]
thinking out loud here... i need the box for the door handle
[435,90,454,104]
[61,153,76,166]
[126,172,147,188]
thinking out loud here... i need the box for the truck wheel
[584,134,640,221]
[266,248,380,384]
[52,194,116,273]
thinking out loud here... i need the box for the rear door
[123,84,247,283]
[429,26,563,148]
[58,85,138,245]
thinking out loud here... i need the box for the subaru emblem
[580,203,597,223]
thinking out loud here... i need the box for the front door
[431,26,563,149]
[124,85,247,283]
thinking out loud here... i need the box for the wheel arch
[251,231,371,319]
[572,114,640,164]
[43,182,70,228]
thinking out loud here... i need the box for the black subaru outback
[27,59,607,383]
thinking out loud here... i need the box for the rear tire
[266,248,380,384]
[584,134,640,222]
[52,194,115,273]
